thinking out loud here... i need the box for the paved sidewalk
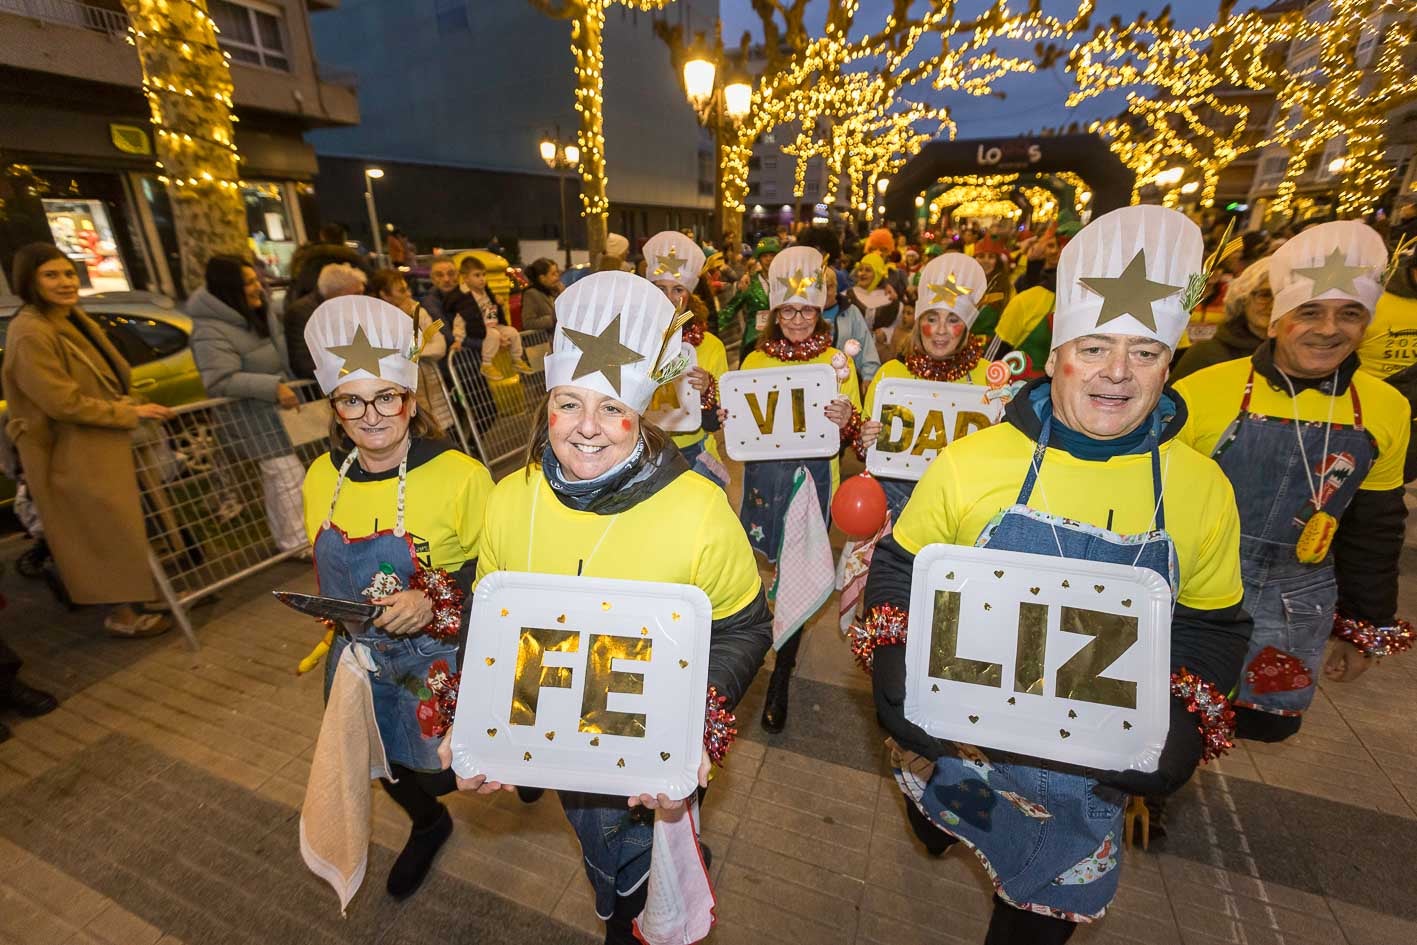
[4,510,1417,945]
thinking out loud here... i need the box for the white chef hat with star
[545,271,685,414]
[915,252,988,327]
[305,294,422,394]
[643,230,706,294]
[1270,220,1387,322]
[1053,205,1203,351]
[768,245,829,311]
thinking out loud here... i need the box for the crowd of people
[2,201,1416,945]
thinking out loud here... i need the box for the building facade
[0,0,358,296]
[743,124,841,237]
[304,0,718,258]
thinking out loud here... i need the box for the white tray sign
[865,378,1002,481]
[644,342,702,434]
[449,572,712,798]
[903,545,1172,772]
[720,363,839,461]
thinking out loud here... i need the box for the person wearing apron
[440,271,772,945]
[1175,220,1413,743]
[855,206,1252,942]
[300,295,493,899]
[729,245,863,734]
[856,252,995,524]
[642,231,730,488]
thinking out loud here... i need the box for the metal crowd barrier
[442,329,550,471]
[134,380,328,649]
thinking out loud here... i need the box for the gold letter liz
[928,593,1139,708]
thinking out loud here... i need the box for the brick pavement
[4,493,1417,945]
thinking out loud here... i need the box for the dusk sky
[717,0,1270,140]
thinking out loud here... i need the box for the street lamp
[1180,181,1200,195]
[669,26,753,241]
[1328,156,1348,175]
[539,130,578,268]
[364,167,386,263]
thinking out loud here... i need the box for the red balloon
[832,472,888,539]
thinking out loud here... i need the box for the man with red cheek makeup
[1175,221,1413,743]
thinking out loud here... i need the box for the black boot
[3,678,58,718]
[603,880,650,945]
[386,806,452,899]
[761,633,802,734]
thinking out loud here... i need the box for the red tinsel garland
[700,376,719,411]
[904,335,984,382]
[408,566,466,641]
[1171,667,1235,763]
[1332,614,1415,658]
[683,321,705,347]
[839,405,862,449]
[704,686,737,766]
[849,603,909,673]
[760,329,831,362]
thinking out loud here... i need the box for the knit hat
[544,271,687,414]
[1269,220,1388,322]
[605,232,630,259]
[855,252,887,292]
[753,236,782,258]
[305,295,432,394]
[642,231,706,294]
[1053,205,1203,351]
[768,246,828,311]
[915,253,989,327]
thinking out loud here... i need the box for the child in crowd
[454,256,533,380]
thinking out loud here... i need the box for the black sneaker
[4,679,58,718]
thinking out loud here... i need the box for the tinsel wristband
[407,566,467,641]
[1332,614,1415,658]
[849,603,909,673]
[704,686,738,766]
[1171,667,1236,763]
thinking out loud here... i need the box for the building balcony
[0,0,127,36]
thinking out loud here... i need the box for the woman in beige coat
[2,243,175,637]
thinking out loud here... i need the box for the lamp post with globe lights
[364,167,386,264]
[539,132,581,268]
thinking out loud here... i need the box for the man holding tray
[854,206,1253,943]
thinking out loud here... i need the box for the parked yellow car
[1,292,207,509]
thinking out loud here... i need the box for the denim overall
[316,450,460,773]
[1210,368,1372,717]
[908,416,1177,921]
[741,458,832,563]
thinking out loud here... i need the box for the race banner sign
[449,572,712,798]
[644,343,702,434]
[720,364,840,461]
[903,544,1172,772]
[865,378,1002,481]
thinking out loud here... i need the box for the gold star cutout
[562,313,645,395]
[652,246,686,279]
[776,268,818,298]
[1291,247,1370,297]
[328,325,401,378]
[1078,250,1183,332]
[927,273,974,308]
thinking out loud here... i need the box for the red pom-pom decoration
[849,603,910,673]
[832,471,888,539]
[703,686,738,766]
[1171,667,1235,763]
[408,566,466,641]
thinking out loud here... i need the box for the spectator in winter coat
[288,223,371,301]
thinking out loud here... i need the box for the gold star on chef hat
[652,245,686,279]
[328,324,401,378]
[927,273,974,308]
[562,313,645,394]
[1078,249,1183,332]
[776,268,819,298]
[1291,247,1372,297]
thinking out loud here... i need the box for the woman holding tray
[441,270,773,945]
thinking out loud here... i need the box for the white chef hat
[768,245,828,311]
[1053,205,1203,351]
[915,252,988,327]
[304,295,424,395]
[544,271,684,414]
[642,231,706,294]
[1269,220,1387,322]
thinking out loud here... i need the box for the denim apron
[740,458,832,563]
[902,417,1177,922]
[316,448,460,773]
[1210,368,1372,717]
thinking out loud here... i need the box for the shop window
[210,0,290,71]
[42,198,132,294]
[243,182,297,278]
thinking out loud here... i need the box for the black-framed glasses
[330,389,411,420]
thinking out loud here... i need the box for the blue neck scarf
[541,438,648,511]
[1028,382,1172,461]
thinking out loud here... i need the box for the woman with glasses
[299,295,493,902]
[732,245,863,733]
[1170,257,1273,381]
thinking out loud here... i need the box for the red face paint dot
[549,414,557,427]
[921,323,934,338]
[620,419,632,431]
[1062,363,1075,377]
